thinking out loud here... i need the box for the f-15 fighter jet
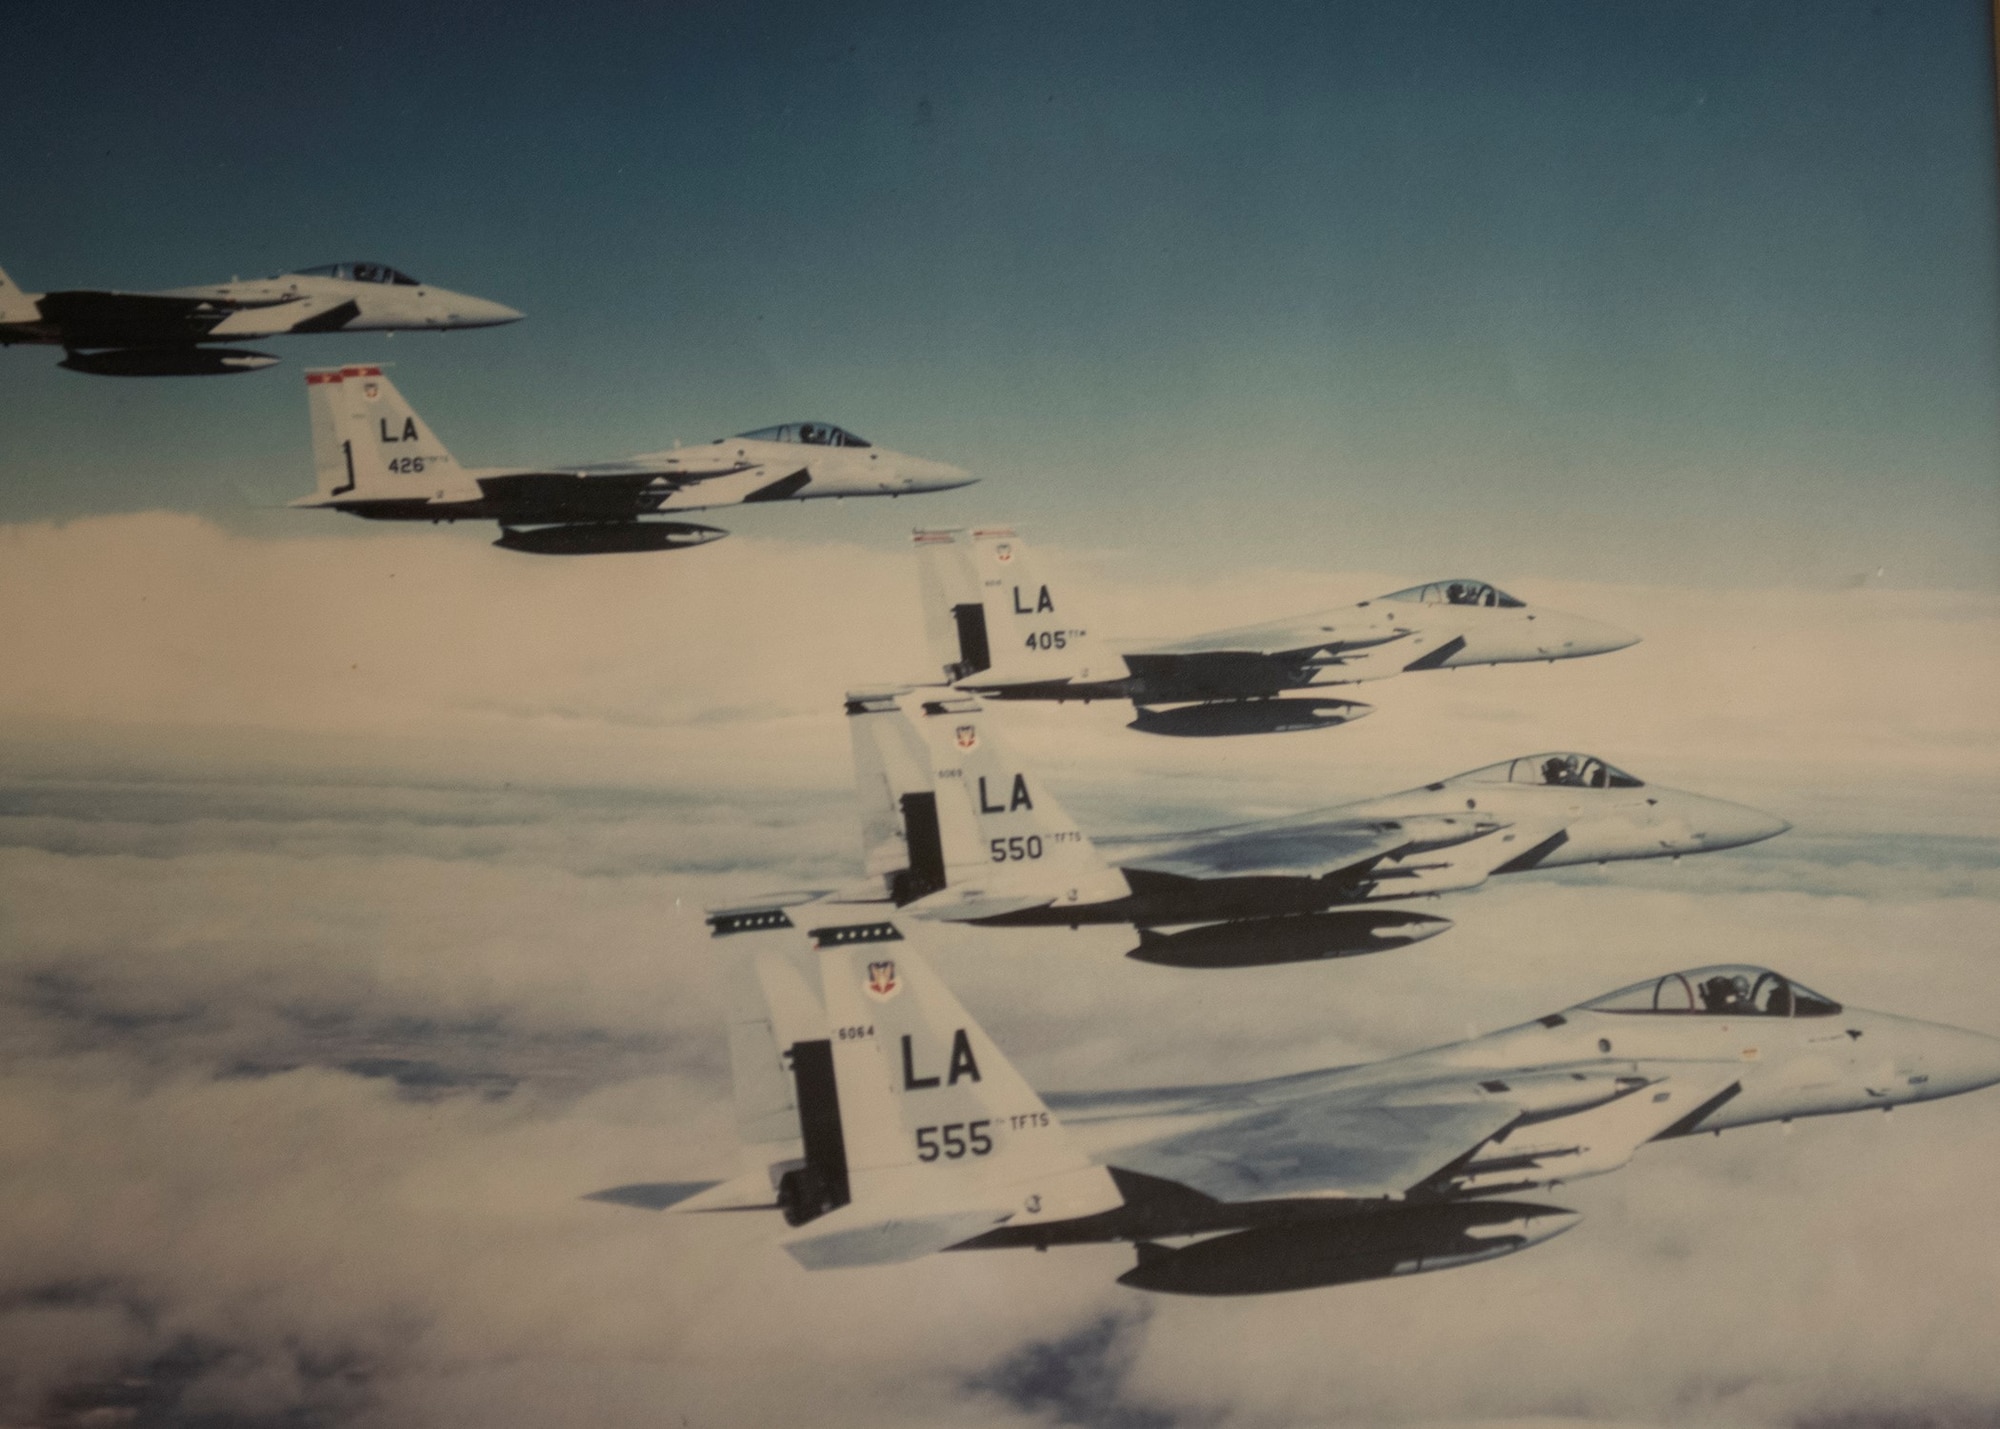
[0,260,520,375]
[294,366,975,553]
[591,905,2000,1295]
[833,689,1788,966]
[915,527,1639,735]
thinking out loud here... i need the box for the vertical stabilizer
[705,902,829,1178]
[778,917,1120,1267]
[300,365,480,504]
[913,529,988,681]
[961,528,1116,690]
[0,264,40,325]
[899,691,1129,919]
[846,688,946,904]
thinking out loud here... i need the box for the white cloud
[0,516,1996,1426]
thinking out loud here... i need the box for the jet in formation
[831,688,1788,966]
[591,906,2000,1294]
[915,526,1640,735]
[0,260,520,376]
[296,365,976,553]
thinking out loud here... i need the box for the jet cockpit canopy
[1448,753,1644,789]
[1580,965,1842,1018]
[290,262,420,285]
[1382,578,1524,608]
[734,421,871,448]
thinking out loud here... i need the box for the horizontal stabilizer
[706,890,834,920]
[781,1203,1013,1268]
[900,888,1056,922]
[584,1180,726,1211]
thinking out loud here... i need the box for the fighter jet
[294,365,975,554]
[915,527,1640,735]
[590,904,2000,1295]
[0,260,520,376]
[834,688,1789,966]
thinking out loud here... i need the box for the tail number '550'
[916,1120,993,1161]
[990,836,1043,862]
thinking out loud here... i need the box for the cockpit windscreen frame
[732,421,871,448]
[1581,965,1843,1018]
[289,262,421,285]
[1381,579,1525,609]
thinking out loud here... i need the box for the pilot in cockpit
[1701,974,1751,1013]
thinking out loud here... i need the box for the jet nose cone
[1685,796,1791,850]
[439,292,524,326]
[904,460,976,492]
[1925,1026,2000,1099]
[1592,620,1643,655]
[1561,614,1642,657]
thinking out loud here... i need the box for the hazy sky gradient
[2,5,1998,1423]
[1,0,1994,585]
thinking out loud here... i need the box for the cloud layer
[1,514,1996,1428]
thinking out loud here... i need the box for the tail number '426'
[916,1120,993,1161]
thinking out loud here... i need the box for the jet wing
[1103,1062,1743,1205]
[1112,812,1570,896]
[34,288,241,344]
[1111,1097,1520,1202]
[1142,615,1411,658]
[473,468,711,523]
[565,457,760,486]
[1124,610,1418,696]
[1112,815,1418,880]
[1433,1066,1747,1194]
[207,293,360,337]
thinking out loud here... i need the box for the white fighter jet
[915,526,1640,735]
[0,259,520,375]
[293,365,975,553]
[590,904,2000,1295]
[833,689,1788,966]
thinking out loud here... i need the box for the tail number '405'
[916,1120,993,1161]
[1025,629,1086,651]
[990,835,1043,862]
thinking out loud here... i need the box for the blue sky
[2,0,1994,586]
[2,7,2000,1422]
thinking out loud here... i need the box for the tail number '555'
[916,1120,993,1161]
